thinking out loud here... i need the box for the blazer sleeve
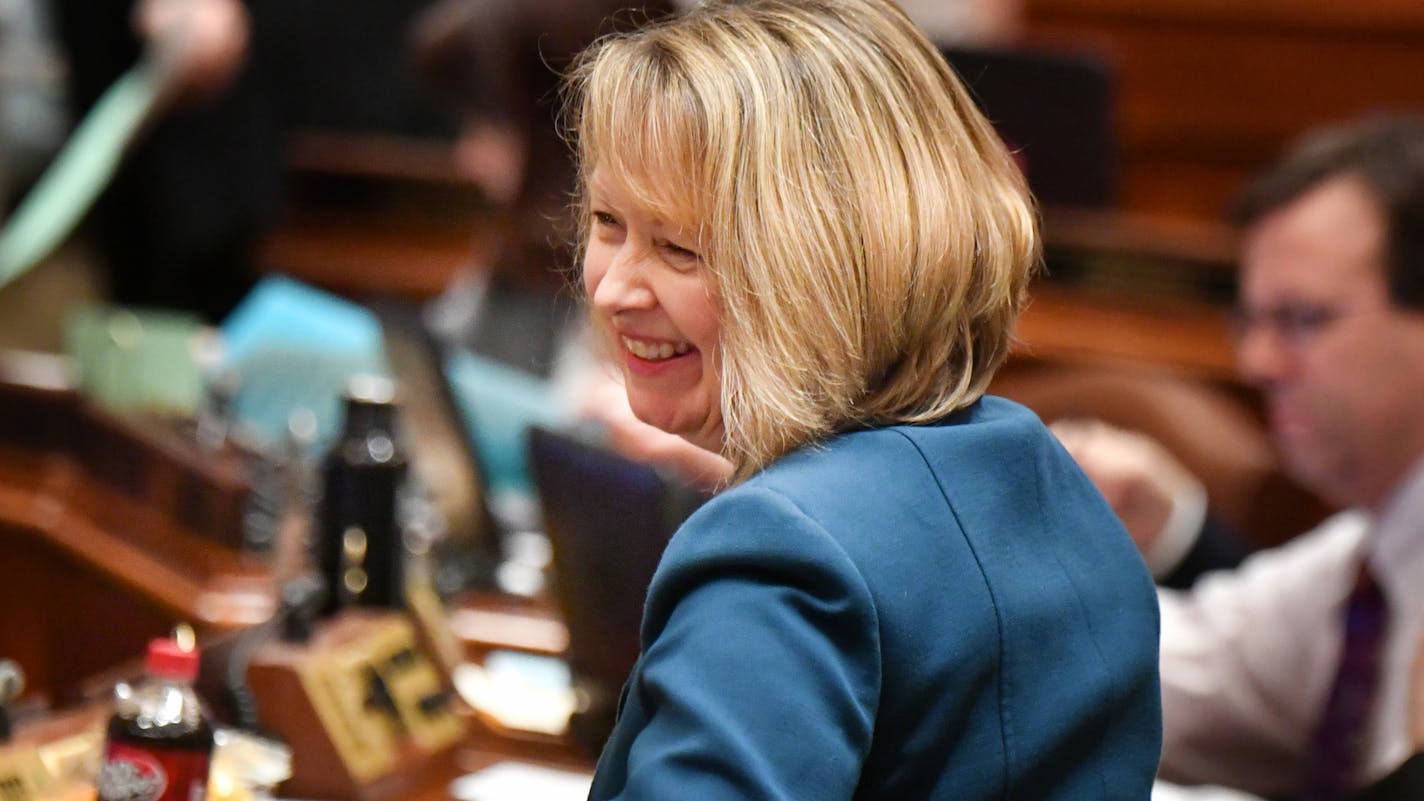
[590,486,881,801]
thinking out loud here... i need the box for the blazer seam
[1036,442,1116,798]
[889,426,1013,799]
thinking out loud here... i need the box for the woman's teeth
[623,337,691,361]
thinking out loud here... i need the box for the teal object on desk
[224,345,382,449]
[221,276,384,364]
[220,277,562,498]
[219,277,386,449]
[445,349,562,498]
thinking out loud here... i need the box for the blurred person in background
[49,0,281,323]
[1062,113,1424,801]
[410,0,676,378]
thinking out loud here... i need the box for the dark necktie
[1301,566,1389,801]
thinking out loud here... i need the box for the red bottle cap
[144,638,200,682]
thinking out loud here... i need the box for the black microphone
[221,575,328,733]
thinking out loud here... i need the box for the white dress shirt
[1156,459,1424,798]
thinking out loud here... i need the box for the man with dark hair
[408,0,676,378]
[1232,115,1424,314]
[1068,114,1424,801]
[50,0,280,324]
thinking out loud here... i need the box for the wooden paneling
[1027,0,1424,219]
[261,132,486,300]
[1013,285,1237,383]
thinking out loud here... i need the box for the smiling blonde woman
[564,1,1162,799]
[571,0,1036,477]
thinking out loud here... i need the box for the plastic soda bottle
[97,638,215,801]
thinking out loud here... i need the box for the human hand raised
[136,0,250,103]
[574,365,733,493]
[1050,418,1205,559]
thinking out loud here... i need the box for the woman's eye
[591,210,621,228]
[661,241,700,264]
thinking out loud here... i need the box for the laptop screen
[370,299,504,585]
[526,426,705,700]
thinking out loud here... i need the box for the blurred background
[0,0,1421,796]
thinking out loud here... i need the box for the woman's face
[583,170,725,453]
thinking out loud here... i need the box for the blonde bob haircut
[565,0,1040,479]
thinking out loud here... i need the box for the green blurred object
[65,305,211,415]
[0,60,167,289]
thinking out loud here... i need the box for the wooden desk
[393,727,594,801]
[0,379,271,706]
[447,592,568,664]
[1041,206,1238,305]
[241,600,589,801]
[0,365,589,795]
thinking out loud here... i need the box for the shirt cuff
[1143,480,1207,579]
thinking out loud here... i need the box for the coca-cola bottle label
[98,742,209,801]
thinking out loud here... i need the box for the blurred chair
[942,43,1117,209]
[992,364,1332,548]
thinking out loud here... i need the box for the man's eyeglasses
[1229,302,1375,347]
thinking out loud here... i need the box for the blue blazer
[589,396,1162,801]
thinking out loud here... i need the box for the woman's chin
[625,398,676,432]
[628,402,720,451]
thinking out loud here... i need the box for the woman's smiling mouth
[623,336,693,362]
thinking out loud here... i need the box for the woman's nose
[590,246,656,312]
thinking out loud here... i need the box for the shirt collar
[1367,455,1424,605]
